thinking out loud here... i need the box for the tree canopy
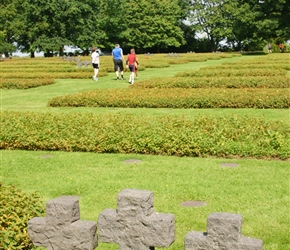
[1,0,289,56]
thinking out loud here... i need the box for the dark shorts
[114,59,124,71]
[92,63,99,69]
[129,65,135,72]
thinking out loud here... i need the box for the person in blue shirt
[112,44,125,80]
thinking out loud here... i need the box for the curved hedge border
[132,76,290,89]
[1,78,55,89]
[48,88,290,109]
[177,68,288,77]
[1,111,289,159]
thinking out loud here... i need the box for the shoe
[121,76,125,80]
[128,80,131,84]
[116,77,120,80]
[93,76,96,80]
[95,77,98,81]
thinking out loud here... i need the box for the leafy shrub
[1,111,289,159]
[132,76,290,89]
[0,183,45,249]
[47,88,290,109]
[1,78,55,89]
[241,51,267,55]
[177,68,287,77]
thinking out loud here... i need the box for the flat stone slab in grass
[181,201,207,207]
[220,163,239,168]
[124,159,142,164]
[39,154,54,158]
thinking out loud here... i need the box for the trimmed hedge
[1,111,289,159]
[241,51,267,55]
[48,88,290,109]
[132,76,290,89]
[177,68,288,77]
[1,78,55,89]
[0,183,45,249]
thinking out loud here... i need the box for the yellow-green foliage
[133,76,290,89]
[177,68,287,77]
[0,183,45,250]
[47,53,290,109]
[1,78,55,89]
[1,111,289,159]
[48,88,289,109]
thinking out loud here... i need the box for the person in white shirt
[91,47,100,81]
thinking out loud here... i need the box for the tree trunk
[30,51,35,58]
[59,46,64,56]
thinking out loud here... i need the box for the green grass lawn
[1,55,289,249]
[1,150,289,250]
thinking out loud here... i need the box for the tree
[0,0,19,56]
[228,0,290,51]
[119,0,185,53]
[7,0,105,57]
[189,0,235,51]
[97,0,128,50]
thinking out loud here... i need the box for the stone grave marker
[98,189,175,250]
[184,212,263,250]
[28,196,98,250]
[83,60,90,68]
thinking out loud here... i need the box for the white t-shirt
[91,51,100,64]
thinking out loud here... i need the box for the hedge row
[1,111,289,159]
[0,53,240,89]
[200,63,290,71]
[1,66,86,72]
[48,88,290,109]
[2,71,108,79]
[133,76,290,89]
[177,68,288,77]
[1,78,55,89]
[0,183,44,249]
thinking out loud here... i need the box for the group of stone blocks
[28,189,263,250]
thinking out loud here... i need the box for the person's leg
[129,65,134,84]
[114,61,119,79]
[130,72,134,84]
[93,64,99,80]
[92,64,98,80]
[119,61,125,79]
[94,68,99,80]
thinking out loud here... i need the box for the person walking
[279,43,283,52]
[134,54,139,79]
[91,47,100,81]
[267,43,272,53]
[112,44,125,80]
[126,48,137,84]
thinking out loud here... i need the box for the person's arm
[121,49,125,61]
[125,55,129,68]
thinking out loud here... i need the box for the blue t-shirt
[112,47,123,60]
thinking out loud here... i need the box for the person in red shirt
[279,43,283,52]
[126,48,137,84]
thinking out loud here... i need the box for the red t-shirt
[127,54,136,66]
